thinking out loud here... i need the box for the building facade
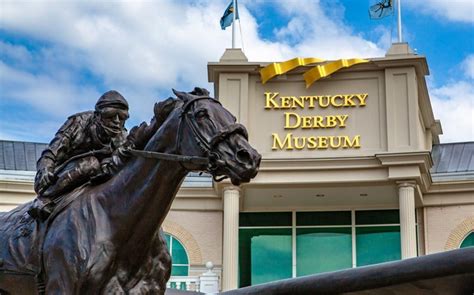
[1,43,473,291]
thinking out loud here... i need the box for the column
[222,186,240,291]
[398,181,417,259]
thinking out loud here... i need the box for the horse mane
[126,97,178,150]
[126,87,210,150]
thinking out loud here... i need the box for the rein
[129,149,209,165]
[131,95,248,181]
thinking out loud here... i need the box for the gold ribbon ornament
[303,58,369,88]
[260,57,369,88]
[260,57,325,84]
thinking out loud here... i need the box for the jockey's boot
[27,198,54,222]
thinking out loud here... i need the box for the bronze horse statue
[0,89,261,294]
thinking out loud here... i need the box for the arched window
[164,233,190,276]
[460,232,474,248]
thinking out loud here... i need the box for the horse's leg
[43,245,82,294]
[103,276,126,294]
[44,262,79,295]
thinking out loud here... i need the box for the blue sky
[0,0,473,143]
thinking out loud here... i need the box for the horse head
[156,87,261,185]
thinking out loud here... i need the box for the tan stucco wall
[164,210,223,269]
[425,204,474,254]
[247,71,388,158]
[0,180,35,211]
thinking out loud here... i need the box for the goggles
[100,107,129,120]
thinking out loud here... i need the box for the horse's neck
[96,124,187,244]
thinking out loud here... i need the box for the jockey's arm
[34,116,78,194]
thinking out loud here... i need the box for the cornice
[259,156,381,171]
[0,179,34,193]
[175,187,218,199]
[426,180,474,194]
[376,151,433,174]
[207,55,429,83]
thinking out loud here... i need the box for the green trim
[164,233,190,277]
[460,232,474,248]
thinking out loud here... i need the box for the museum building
[1,43,473,292]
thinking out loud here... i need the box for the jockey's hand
[100,158,115,176]
[117,143,133,158]
[90,159,114,185]
[37,168,56,193]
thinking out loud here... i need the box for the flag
[220,0,239,30]
[369,0,393,19]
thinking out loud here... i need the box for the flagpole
[232,0,236,48]
[397,0,402,42]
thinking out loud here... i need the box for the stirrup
[27,206,52,222]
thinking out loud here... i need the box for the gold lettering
[343,95,357,107]
[272,133,293,150]
[281,96,292,109]
[319,96,330,108]
[314,116,324,128]
[301,116,312,129]
[307,136,317,149]
[293,137,305,150]
[342,135,361,148]
[317,137,329,149]
[329,136,342,148]
[307,96,317,108]
[355,93,368,106]
[326,116,338,128]
[265,92,280,109]
[284,112,301,129]
[336,115,348,127]
[330,95,343,107]
[292,96,305,109]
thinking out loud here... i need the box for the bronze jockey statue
[28,90,131,221]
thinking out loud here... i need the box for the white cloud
[0,1,384,88]
[0,60,100,115]
[462,54,474,80]
[430,54,474,143]
[431,80,474,143]
[405,0,474,24]
[0,0,388,142]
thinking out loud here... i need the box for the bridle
[130,96,248,182]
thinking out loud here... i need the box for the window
[460,232,474,248]
[355,210,401,266]
[296,227,352,275]
[296,211,352,276]
[164,233,190,276]
[239,210,403,287]
[239,212,292,287]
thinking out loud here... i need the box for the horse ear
[190,87,210,97]
[172,89,192,102]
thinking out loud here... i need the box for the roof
[0,140,47,171]
[431,142,474,182]
[0,140,212,187]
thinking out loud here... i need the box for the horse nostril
[236,149,251,164]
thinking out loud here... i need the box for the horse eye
[194,109,208,119]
